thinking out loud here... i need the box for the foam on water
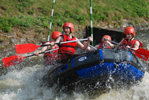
[94,72,149,100]
[0,64,92,100]
[0,62,149,100]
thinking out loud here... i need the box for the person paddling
[50,22,92,63]
[84,35,114,51]
[116,26,143,50]
[35,31,62,66]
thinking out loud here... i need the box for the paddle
[15,38,88,54]
[133,48,149,61]
[89,44,97,50]
[105,38,149,61]
[2,48,58,67]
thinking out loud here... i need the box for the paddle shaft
[15,38,88,54]
[25,48,58,58]
[105,38,136,50]
[89,45,97,50]
[3,48,59,67]
[40,38,88,47]
[105,38,134,50]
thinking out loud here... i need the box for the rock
[7,33,15,37]
[20,38,26,43]
[109,25,114,28]
[4,41,9,45]
[147,44,149,50]
[11,39,18,43]
[42,38,46,41]
[0,41,2,45]
[122,22,129,28]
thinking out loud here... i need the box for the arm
[83,41,99,51]
[50,36,64,47]
[54,36,63,43]
[115,38,124,49]
[77,37,92,51]
[107,41,115,48]
[35,42,50,56]
[130,41,140,50]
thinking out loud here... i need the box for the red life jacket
[42,41,59,61]
[58,35,77,55]
[98,43,112,49]
[121,38,143,49]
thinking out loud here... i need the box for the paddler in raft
[50,22,92,63]
[115,26,143,50]
[84,35,115,51]
[35,31,62,66]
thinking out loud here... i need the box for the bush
[7,17,20,27]
[16,0,34,13]
[28,10,35,15]
[93,13,108,21]
[0,18,12,32]
[2,27,11,32]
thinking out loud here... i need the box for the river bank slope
[1,0,149,59]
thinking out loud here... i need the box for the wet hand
[83,41,88,45]
[104,40,109,43]
[87,36,92,42]
[103,38,109,43]
[126,45,131,49]
[35,52,40,56]
[50,42,55,46]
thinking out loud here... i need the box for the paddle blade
[135,53,148,61]
[134,48,149,61]
[15,43,40,54]
[136,48,149,54]
[2,55,25,67]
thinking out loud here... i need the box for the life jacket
[98,43,112,49]
[42,41,59,65]
[121,38,143,49]
[58,35,77,55]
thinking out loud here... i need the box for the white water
[1,64,149,100]
[0,30,149,100]
[0,64,91,100]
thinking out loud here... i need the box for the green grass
[0,0,149,32]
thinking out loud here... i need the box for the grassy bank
[0,0,149,49]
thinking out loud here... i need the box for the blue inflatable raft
[42,48,145,88]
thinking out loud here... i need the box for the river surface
[0,30,149,100]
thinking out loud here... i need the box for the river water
[0,30,149,100]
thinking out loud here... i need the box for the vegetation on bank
[0,0,149,49]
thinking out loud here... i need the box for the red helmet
[51,31,62,39]
[124,26,135,36]
[101,35,111,42]
[63,22,74,33]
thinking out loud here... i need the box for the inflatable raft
[42,48,145,88]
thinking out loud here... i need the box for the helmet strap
[130,33,134,40]
[127,36,134,42]
[69,27,71,34]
